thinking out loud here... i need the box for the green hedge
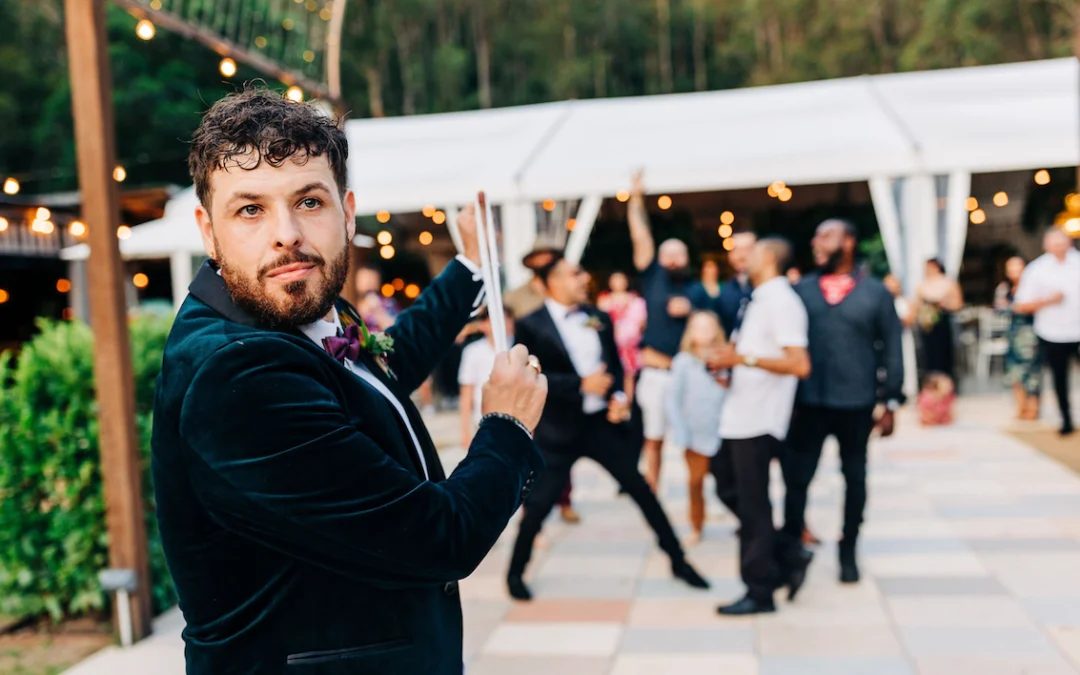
[0,314,176,620]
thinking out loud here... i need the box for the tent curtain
[501,201,538,289]
[944,170,971,278]
[869,176,904,282]
[564,195,604,264]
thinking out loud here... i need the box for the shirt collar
[545,297,580,319]
[751,275,788,298]
[299,306,342,346]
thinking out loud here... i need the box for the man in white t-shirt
[1014,228,1080,435]
[707,237,813,616]
[458,308,515,446]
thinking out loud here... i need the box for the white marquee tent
[64,57,1079,304]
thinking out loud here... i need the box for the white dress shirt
[300,307,431,480]
[1014,248,1080,344]
[545,299,607,414]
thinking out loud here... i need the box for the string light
[422,205,436,217]
[36,207,51,221]
[133,273,149,289]
[303,50,316,63]
[380,283,394,297]
[778,187,793,202]
[150,0,162,8]
[1065,218,1080,235]
[768,181,785,198]
[657,195,672,210]
[722,238,735,251]
[720,211,735,225]
[392,278,405,291]
[419,231,433,245]
[255,36,268,49]
[380,245,395,259]
[432,210,446,225]
[3,178,19,195]
[33,220,55,235]
[136,19,155,40]
[376,210,391,223]
[117,225,132,239]
[993,191,1009,207]
[113,165,127,182]
[320,8,332,20]
[69,220,86,237]
[0,289,8,304]
[282,18,295,30]
[286,86,304,102]
[56,279,71,293]
[404,284,420,299]
[1066,193,1080,211]
[616,191,630,203]
[542,199,556,212]
[970,208,987,225]
[718,224,733,238]
[0,217,7,232]
[219,58,237,78]
[965,197,978,211]
[1034,170,1051,186]
[305,0,318,10]
[376,230,392,245]
[566,218,576,231]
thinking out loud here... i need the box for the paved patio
[65,398,1080,675]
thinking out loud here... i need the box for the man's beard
[820,248,845,274]
[216,242,350,329]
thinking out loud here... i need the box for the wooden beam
[64,0,152,642]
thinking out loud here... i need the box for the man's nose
[270,209,303,250]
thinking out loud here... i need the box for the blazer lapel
[536,306,577,372]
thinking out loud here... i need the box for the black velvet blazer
[151,259,543,674]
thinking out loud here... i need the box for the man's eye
[240,205,260,217]
[300,197,322,209]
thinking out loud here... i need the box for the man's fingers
[508,344,530,368]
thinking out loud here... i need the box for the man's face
[355,268,382,296]
[1045,230,1072,258]
[728,234,756,274]
[658,239,689,272]
[812,222,847,272]
[701,260,720,284]
[549,259,590,305]
[195,153,355,327]
[746,242,771,282]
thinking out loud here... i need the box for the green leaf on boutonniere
[367,332,395,356]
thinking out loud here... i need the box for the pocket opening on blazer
[286,638,411,665]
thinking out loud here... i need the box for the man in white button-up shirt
[1014,228,1080,435]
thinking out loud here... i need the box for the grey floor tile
[875,576,1007,596]
[636,577,743,599]
[531,576,638,599]
[900,626,1059,657]
[1021,597,1080,625]
[549,540,652,556]
[466,656,612,675]
[618,627,756,654]
[760,656,916,675]
[966,538,1080,553]
[860,538,971,555]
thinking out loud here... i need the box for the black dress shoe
[839,558,861,584]
[507,575,533,601]
[786,547,814,601]
[717,595,776,616]
[672,560,710,589]
[1060,423,1075,437]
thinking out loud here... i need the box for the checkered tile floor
[65,399,1080,675]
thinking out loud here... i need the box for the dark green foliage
[0,315,175,621]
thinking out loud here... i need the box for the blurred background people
[910,258,963,386]
[666,311,727,546]
[1013,228,1080,436]
[688,258,722,317]
[598,271,648,397]
[716,232,757,338]
[995,256,1042,421]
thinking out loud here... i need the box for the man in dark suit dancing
[506,251,708,601]
[152,88,547,674]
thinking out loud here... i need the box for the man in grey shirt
[782,219,904,585]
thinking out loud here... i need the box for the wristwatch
[743,355,759,368]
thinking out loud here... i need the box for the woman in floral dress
[598,271,648,397]
[996,256,1042,420]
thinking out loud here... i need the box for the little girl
[917,372,956,426]
[666,311,727,545]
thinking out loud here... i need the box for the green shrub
[0,314,176,621]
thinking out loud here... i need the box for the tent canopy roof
[347,57,1079,213]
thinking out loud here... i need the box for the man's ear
[195,204,216,260]
[344,190,356,240]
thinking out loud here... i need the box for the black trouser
[781,406,876,552]
[508,413,684,577]
[714,435,794,601]
[1041,339,1079,430]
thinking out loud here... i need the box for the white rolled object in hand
[474,192,509,353]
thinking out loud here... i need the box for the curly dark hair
[188,87,348,208]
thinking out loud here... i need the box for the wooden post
[63,0,152,642]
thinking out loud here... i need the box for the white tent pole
[944,170,971,278]
[901,174,937,292]
[500,201,538,289]
[868,176,904,280]
[564,195,604,265]
[444,206,464,254]
[169,252,193,313]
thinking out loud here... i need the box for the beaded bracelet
[479,412,533,440]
